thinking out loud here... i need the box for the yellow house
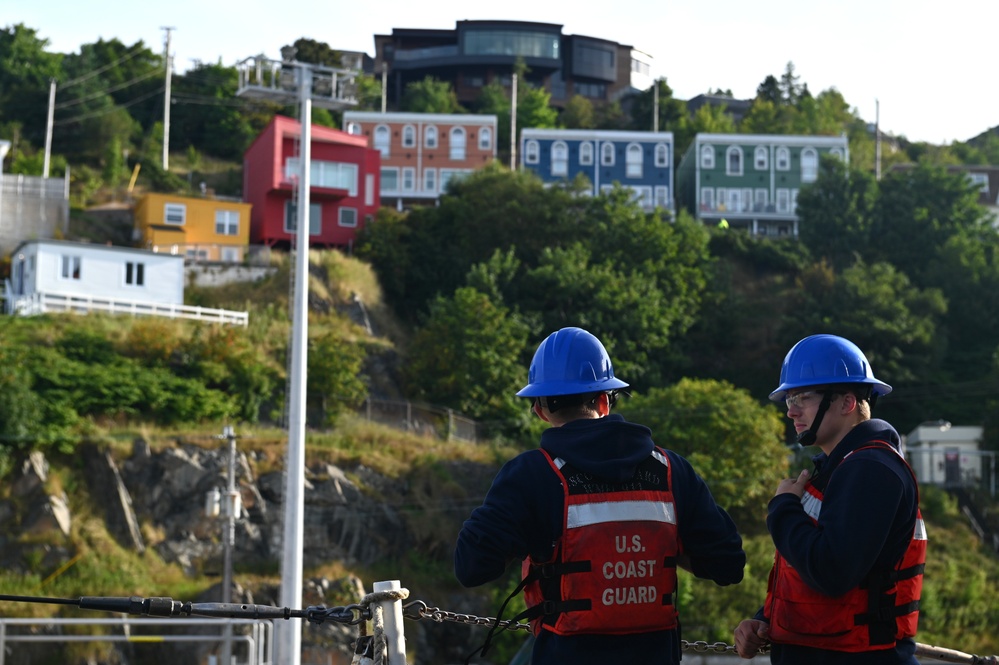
[134,193,252,262]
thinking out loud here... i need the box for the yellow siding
[134,193,252,261]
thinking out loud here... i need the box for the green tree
[560,94,595,129]
[689,101,736,134]
[618,377,789,530]
[756,74,781,105]
[517,84,559,130]
[400,76,463,113]
[288,37,340,66]
[0,24,64,146]
[797,157,878,270]
[404,287,531,433]
[308,333,368,427]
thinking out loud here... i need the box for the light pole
[236,51,356,665]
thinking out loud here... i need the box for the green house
[676,133,849,236]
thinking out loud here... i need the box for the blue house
[520,129,675,214]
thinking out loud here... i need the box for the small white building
[4,239,247,325]
[905,422,987,489]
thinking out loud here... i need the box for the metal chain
[402,600,532,632]
[401,599,769,654]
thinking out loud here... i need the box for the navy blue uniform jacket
[760,418,921,665]
[455,414,746,664]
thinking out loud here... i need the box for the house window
[381,167,399,192]
[339,208,358,228]
[221,247,241,262]
[801,148,818,182]
[425,126,438,148]
[373,125,390,157]
[626,143,643,178]
[164,203,186,225]
[525,140,539,164]
[284,200,322,235]
[655,186,670,209]
[968,173,989,194]
[727,189,742,212]
[365,174,375,206]
[424,168,437,193]
[601,142,615,166]
[284,158,358,194]
[701,188,715,210]
[726,147,743,176]
[754,188,768,211]
[440,169,471,192]
[776,188,791,213]
[61,255,81,280]
[776,147,790,171]
[346,122,361,135]
[478,127,492,150]
[402,125,416,148]
[215,210,239,236]
[655,143,669,167]
[755,146,768,170]
[632,186,653,209]
[580,142,593,165]
[700,145,714,169]
[450,127,466,160]
[402,167,415,191]
[551,141,568,176]
[124,261,145,287]
[829,147,845,161]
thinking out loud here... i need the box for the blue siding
[520,130,675,212]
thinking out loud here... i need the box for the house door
[944,448,962,487]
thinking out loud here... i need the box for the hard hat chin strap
[797,391,835,446]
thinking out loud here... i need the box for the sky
[6,0,997,145]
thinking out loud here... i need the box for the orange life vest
[765,442,926,651]
[518,447,680,636]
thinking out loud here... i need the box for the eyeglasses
[785,390,824,409]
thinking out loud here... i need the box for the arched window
[754,146,768,169]
[402,125,416,148]
[801,148,818,182]
[580,142,593,165]
[478,127,492,150]
[346,122,361,136]
[601,142,615,166]
[776,146,790,171]
[425,125,438,148]
[525,139,539,164]
[626,143,643,178]
[373,125,390,158]
[449,127,466,160]
[655,143,669,167]
[726,146,743,176]
[700,145,714,169]
[829,147,844,161]
[551,141,568,176]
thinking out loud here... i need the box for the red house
[243,115,380,249]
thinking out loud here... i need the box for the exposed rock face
[2,444,503,664]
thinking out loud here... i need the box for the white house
[4,239,247,325]
[905,422,989,489]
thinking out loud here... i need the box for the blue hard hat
[517,327,629,398]
[769,334,892,402]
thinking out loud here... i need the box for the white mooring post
[374,580,407,664]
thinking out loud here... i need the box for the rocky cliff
[0,438,504,664]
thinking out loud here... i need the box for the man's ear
[596,392,611,417]
[841,391,859,414]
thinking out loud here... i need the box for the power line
[61,45,149,89]
[53,86,164,127]
[55,69,162,110]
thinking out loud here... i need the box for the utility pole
[221,425,238,665]
[653,79,659,133]
[381,63,387,113]
[509,71,518,170]
[43,79,56,178]
[161,27,175,171]
[875,98,881,181]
